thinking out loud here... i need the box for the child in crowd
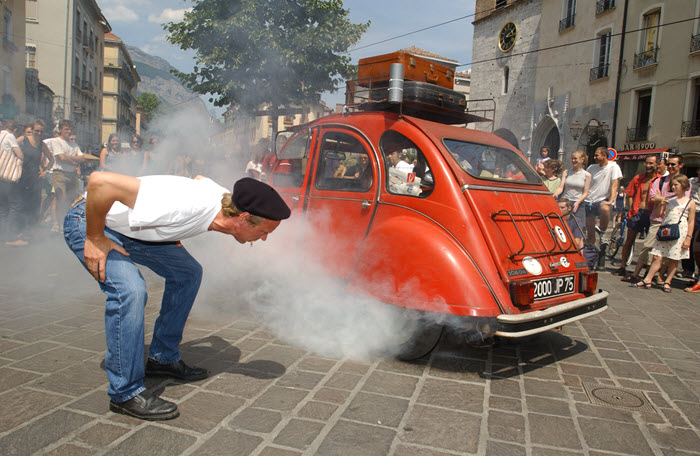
[558,198,584,249]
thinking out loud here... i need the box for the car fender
[347,212,501,318]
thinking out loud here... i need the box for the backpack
[582,244,600,271]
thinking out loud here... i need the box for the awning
[616,148,669,161]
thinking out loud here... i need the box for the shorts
[627,208,650,233]
[585,200,604,218]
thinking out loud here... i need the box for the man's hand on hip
[84,235,129,282]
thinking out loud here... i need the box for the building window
[25,0,38,22]
[595,0,615,15]
[560,0,576,32]
[496,0,507,8]
[634,10,660,69]
[628,88,652,142]
[590,30,611,81]
[682,79,700,137]
[3,8,13,45]
[503,66,509,94]
[2,66,11,95]
[26,45,37,69]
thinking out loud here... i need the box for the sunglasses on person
[667,163,679,167]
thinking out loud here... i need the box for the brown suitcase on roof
[357,51,454,89]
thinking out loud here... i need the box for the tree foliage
[137,92,161,117]
[165,0,369,113]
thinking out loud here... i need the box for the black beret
[232,178,291,221]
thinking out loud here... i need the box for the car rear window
[442,138,541,185]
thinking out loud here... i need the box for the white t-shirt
[0,130,19,154]
[44,137,83,173]
[395,160,414,173]
[585,162,623,203]
[104,175,228,242]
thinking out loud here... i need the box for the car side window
[315,131,373,192]
[271,130,309,188]
[380,130,434,198]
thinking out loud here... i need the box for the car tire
[395,321,444,361]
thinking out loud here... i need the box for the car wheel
[395,319,444,361]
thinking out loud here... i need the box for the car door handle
[291,195,300,202]
[362,201,372,209]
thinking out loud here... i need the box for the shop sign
[620,142,655,151]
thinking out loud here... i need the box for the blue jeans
[63,199,203,402]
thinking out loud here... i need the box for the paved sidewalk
[0,238,698,456]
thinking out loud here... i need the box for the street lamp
[54,105,64,121]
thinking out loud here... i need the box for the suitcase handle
[424,72,439,84]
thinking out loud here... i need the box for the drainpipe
[611,0,629,148]
[61,0,71,121]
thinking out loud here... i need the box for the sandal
[654,277,665,287]
[662,283,672,293]
[630,281,652,289]
[621,275,639,283]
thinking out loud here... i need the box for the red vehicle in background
[268,53,608,359]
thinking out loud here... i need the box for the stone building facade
[25,0,110,149]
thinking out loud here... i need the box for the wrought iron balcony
[559,15,575,32]
[596,0,615,15]
[681,120,700,137]
[590,64,609,81]
[627,126,649,142]
[633,47,659,69]
[692,34,700,53]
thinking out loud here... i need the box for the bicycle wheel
[608,223,623,259]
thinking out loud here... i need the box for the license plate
[533,275,575,300]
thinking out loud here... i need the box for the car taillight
[510,280,535,307]
[579,271,598,296]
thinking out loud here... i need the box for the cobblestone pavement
[0,237,698,456]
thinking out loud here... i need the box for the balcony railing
[596,0,615,15]
[589,64,609,81]
[80,80,93,93]
[681,120,700,137]
[692,34,700,53]
[559,14,575,32]
[633,47,659,69]
[627,126,649,142]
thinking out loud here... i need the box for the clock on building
[499,22,517,52]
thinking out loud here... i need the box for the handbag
[656,199,691,242]
[0,132,23,183]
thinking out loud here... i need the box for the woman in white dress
[633,174,696,292]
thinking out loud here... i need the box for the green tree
[165,0,368,114]
[137,92,161,117]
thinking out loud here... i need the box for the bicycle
[607,215,633,266]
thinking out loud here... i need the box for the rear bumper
[494,291,608,338]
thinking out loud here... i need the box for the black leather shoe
[109,393,179,420]
[145,359,208,381]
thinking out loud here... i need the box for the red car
[268,71,608,360]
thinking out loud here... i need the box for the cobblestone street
[0,236,699,456]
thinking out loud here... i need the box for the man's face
[558,202,570,215]
[594,149,606,164]
[231,217,281,244]
[667,158,682,176]
[657,160,667,175]
[387,150,400,166]
[59,125,72,140]
[360,155,369,167]
[644,157,657,174]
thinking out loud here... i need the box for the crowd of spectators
[544,146,699,293]
[0,118,213,246]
